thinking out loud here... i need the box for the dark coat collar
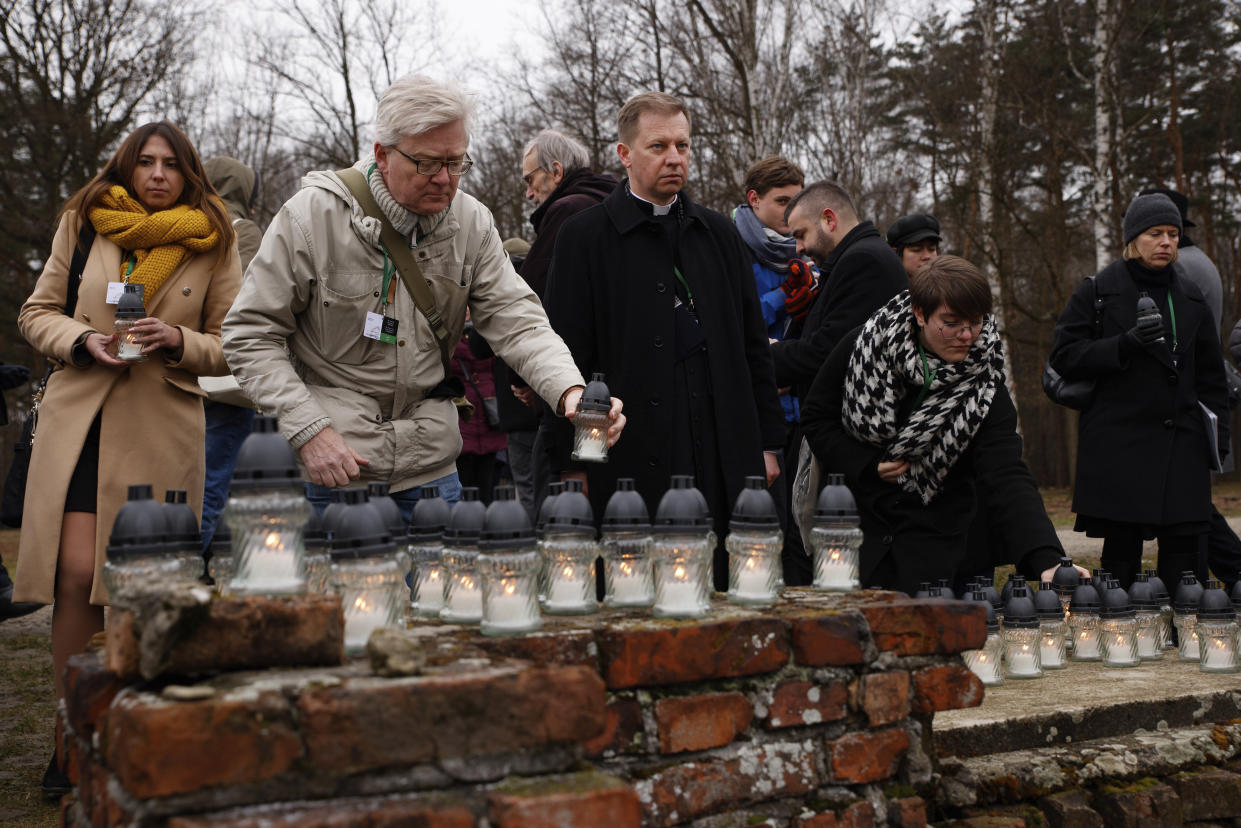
[604,179,708,235]
[529,167,618,233]
[821,221,881,274]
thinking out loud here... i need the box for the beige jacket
[222,162,584,492]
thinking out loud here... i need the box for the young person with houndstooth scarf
[802,256,1081,596]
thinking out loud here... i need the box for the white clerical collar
[628,185,678,216]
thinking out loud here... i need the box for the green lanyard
[672,265,694,304]
[1166,290,1178,352]
[914,344,937,409]
[124,253,137,282]
[381,253,395,310]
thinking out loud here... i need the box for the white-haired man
[223,75,624,518]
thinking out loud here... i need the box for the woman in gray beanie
[1048,193,1228,590]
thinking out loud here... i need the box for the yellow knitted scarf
[88,185,220,301]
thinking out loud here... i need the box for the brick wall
[61,589,989,827]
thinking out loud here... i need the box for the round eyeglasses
[389,146,473,176]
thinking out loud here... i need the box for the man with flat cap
[887,213,942,280]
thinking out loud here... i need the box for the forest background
[2,0,1239,487]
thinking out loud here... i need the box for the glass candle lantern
[810,474,861,592]
[652,476,714,618]
[408,485,450,617]
[1068,577,1102,661]
[328,491,404,653]
[479,486,541,636]
[1128,576,1162,660]
[600,478,655,609]
[302,511,331,593]
[163,489,203,581]
[725,476,782,605]
[570,373,611,463]
[1034,582,1067,669]
[207,524,234,591]
[224,417,310,597]
[1099,579,1140,668]
[104,484,185,601]
[961,589,1003,685]
[440,488,486,624]
[540,480,599,614]
[367,482,410,580]
[1197,580,1239,673]
[1145,570,1173,649]
[1002,583,1043,679]
[1174,571,1205,661]
[1051,557,1080,620]
[113,283,146,362]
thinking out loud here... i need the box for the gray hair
[374,75,475,146]
[523,129,591,173]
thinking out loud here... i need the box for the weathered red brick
[86,765,136,828]
[582,696,645,757]
[637,741,821,826]
[595,617,789,689]
[105,688,303,799]
[856,671,910,727]
[1038,789,1103,828]
[1092,783,1182,828]
[1167,768,1241,821]
[892,796,927,828]
[792,814,839,828]
[654,692,753,754]
[107,594,344,679]
[765,680,848,729]
[858,600,986,655]
[471,627,599,669]
[63,652,126,743]
[839,801,878,828]
[790,610,867,666]
[910,663,985,713]
[298,664,605,775]
[827,728,910,783]
[489,772,641,828]
[165,795,475,827]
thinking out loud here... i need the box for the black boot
[0,561,42,621]
[42,750,71,797]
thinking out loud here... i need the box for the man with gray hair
[223,75,625,519]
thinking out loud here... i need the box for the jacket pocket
[391,398,461,479]
[310,270,382,365]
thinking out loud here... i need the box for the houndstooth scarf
[841,291,1005,504]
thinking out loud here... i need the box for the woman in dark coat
[1049,193,1228,589]
[802,256,1067,596]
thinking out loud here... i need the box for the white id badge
[106,282,125,304]
[363,311,384,341]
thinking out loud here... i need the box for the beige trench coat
[14,212,241,605]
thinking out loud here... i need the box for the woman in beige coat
[15,121,240,792]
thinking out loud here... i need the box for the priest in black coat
[543,92,785,590]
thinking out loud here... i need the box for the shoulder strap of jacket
[334,168,454,372]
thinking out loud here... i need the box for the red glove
[780,259,814,322]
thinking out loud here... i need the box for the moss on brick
[1097,776,1162,796]
[494,769,628,797]
[884,783,917,798]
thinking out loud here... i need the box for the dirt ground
[2,482,1239,825]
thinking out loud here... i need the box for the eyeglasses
[389,146,473,176]
[937,318,986,339]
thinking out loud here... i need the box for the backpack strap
[335,168,455,374]
[65,219,96,319]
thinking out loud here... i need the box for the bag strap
[335,168,455,375]
[456,356,484,396]
[66,219,96,320]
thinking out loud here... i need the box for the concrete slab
[935,656,1241,757]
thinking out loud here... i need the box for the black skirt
[63,415,101,513]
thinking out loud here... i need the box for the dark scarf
[841,291,1006,504]
[733,204,796,273]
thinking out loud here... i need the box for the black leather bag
[1043,274,1103,411]
[0,221,95,528]
[458,358,501,428]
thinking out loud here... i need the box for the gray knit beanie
[1123,193,1182,245]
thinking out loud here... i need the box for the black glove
[0,365,30,391]
[1123,314,1164,351]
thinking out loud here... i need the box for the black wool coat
[1049,259,1228,527]
[770,222,908,400]
[542,182,786,521]
[802,326,1062,596]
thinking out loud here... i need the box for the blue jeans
[305,471,462,525]
[201,403,255,553]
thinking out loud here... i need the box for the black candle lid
[602,478,650,529]
[545,479,596,532]
[367,482,407,542]
[654,475,711,532]
[977,575,1002,612]
[1174,571,1205,614]
[303,510,327,550]
[913,581,933,599]
[1034,582,1064,618]
[1231,579,1241,610]
[1127,575,1158,610]
[1144,569,1171,603]
[115,283,146,319]
[162,489,200,551]
[577,373,611,412]
[1070,576,1101,611]
[815,473,858,520]
[1100,578,1135,618]
[968,588,999,630]
[1002,583,1039,628]
[107,484,169,559]
[730,476,779,530]
[481,486,535,549]
[409,485,451,540]
[443,487,486,543]
[1198,579,1237,620]
[327,497,395,560]
[230,416,302,491]
[536,482,565,539]
[1051,557,1079,594]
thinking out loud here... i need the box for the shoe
[42,752,71,797]
[0,562,42,621]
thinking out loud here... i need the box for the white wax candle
[416,566,445,611]
[816,548,856,589]
[1202,638,1236,670]
[964,648,1002,684]
[1073,628,1101,659]
[1104,632,1138,665]
[1136,626,1160,658]
[446,573,482,618]
[546,565,589,608]
[575,429,607,459]
[609,561,650,603]
[658,565,700,615]
[236,530,302,593]
[485,579,536,629]
[344,590,390,651]
[734,556,773,598]
[1006,642,1041,676]
[1040,635,1066,668]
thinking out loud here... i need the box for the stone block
[790,610,868,666]
[910,663,984,713]
[165,795,476,827]
[104,688,303,799]
[1093,782,1183,828]
[595,616,789,689]
[891,796,927,827]
[107,593,344,679]
[858,600,986,655]
[297,663,605,775]
[636,741,821,826]
[1168,770,1241,822]
[62,652,126,741]
[1039,790,1103,828]
[826,727,910,784]
[856,670,910,727]
[793,814,839,828]
[488,771,641,828]
[472,627,599,669]
[582,696,645,757]
[792,804,877,828]
[765,679,848,729]
[654,691,753,754]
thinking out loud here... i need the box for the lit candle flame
[503,580,516,596]
[619,561,633,576]
[561,565,574,579]
[460,575,475,590]
[352,594,372,613]
[264,532,281,549]
[674,565,687,581]
[745,557,758,570]
[829,550,841,562]
[428,569,440,582]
